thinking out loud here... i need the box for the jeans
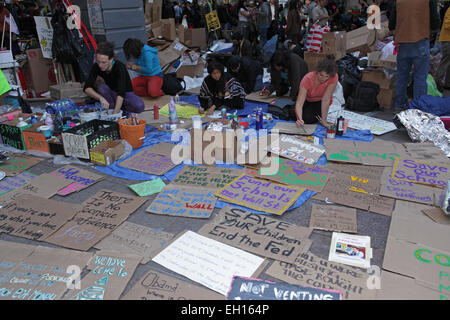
[98,84,145,114]
[395,39,430,109]
[258,25,269,48]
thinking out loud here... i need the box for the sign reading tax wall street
[392,158,450,188]
[198,206,312,264]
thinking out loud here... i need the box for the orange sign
[23,131,50,153]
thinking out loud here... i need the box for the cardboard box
[21,48,56,97]
[185,28,207,50]
[176,57,205,78]
[378,88,395,110]
[49,82,86,100]
[0,116,42,150]
[150,21,163,38]
[303,51,328,72]
[368,51,397,69]
[362,68,396,89]
[89,140,124,166]
[346,26,371,55]
[176,25,186,43]
[161,18,176,41]
[322,31,347,60]
[158,40,188,69]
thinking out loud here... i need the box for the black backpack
[268,98,295,121]
[346,81,380,112]
[162,73,186,95]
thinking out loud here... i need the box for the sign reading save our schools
[391,158,450,188]
[215,174,304,215]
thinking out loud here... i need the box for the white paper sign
[62,133,89,159]
[34,16,54,59]
[327,110,397,135]
[152,230,265,296]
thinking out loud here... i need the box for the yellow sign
[90,152,106,165]
[205,10,221,31]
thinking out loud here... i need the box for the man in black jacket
[227,55,264,94]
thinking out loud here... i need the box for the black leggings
[288,100,322,124]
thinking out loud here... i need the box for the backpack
[162,73,186,95]
[346,81,380,112]
[268,98,294,120]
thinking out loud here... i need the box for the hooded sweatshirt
[137,45,163,77]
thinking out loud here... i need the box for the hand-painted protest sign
[145,142,178,157]
[0,245,92,301]
[18,173,73,199]
[309,204,357,233]
[146,185,217,219]
[403,142,449,162]
[0,155,43,176]
[119,149,176,175]
[198,206,312,263]
[0,194,80,241]
[327,109,397,135]
[46,190,148,251]
[171,165,247,191]
[94,222,174,264]
[0,171,37,196]
[324,139,408,166]
[269,134,325,165]
[265,251,378,300]
[205,10,221,31]
[215,174,304,215]
[271,122,317,136]
[123,269,225,300]
[152,230,266,296]
[128,178,166,197]
[257,157,332,192]
[328,232,372,269]
[34,16,53,59]
[226,276,342,300]
[65,250,141,300]
[49,165,104,196]
[391,158,450,188]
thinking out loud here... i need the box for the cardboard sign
[65,251,141,300]
[22,131,50,153]
[257,157,332,192]
[171,165,247,191]
[146,185,217,219]
[0,245,92,301]
[152,230,266,296]
[309,204,357,233]
[271,122,317,136]
[128,178,166,197]
[329,232,372,269]
[403,143,449,162]
[421,208,450,225]
[94,222,174,264]
[0,155,43,176]
[61,132,90,160]
[34,16,53,59]
[269,134,325,165]
[18,173,73,199]
[265,251,377,300]
[119,149,176,176]
[391,158,450,188]
[123,269,225,300]
[226,276,342,300]
[146,142,178,157]
[205,10,221,31]
[324,139,407,166]
[0,194,80,241]
[49,165,104,196]
[198,206,312,264]
[215,174,304,215]
[0,171,37,196]
[46,190,148,251]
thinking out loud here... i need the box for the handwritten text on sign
[215,174,304,215]
[392,158,450,188]
[146,185,217,219]
[119,150,176,175]
[50,165,104,196]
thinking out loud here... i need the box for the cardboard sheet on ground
[171,165,246,191]
[328,232,372,269]
[0,194,80,241]
[245,92,282,103]
[94,222,174,264]
[198,206,312,263]
[391,158,450,188]
[226,276,342,300]
[145,142,178,158]
[123,269,225,300]
[327,109,397,135]
[403,142,450,162]
[324,139,407,166]
[309,204,357,233]
[264,251,377,300]
[0,155,43,176]
[0,171,37,196]
[141,95,172,111]
[269,134,325,165]
[215,174,304,215]
[146,185,217,219]
[65,250,141,300]
[17,173,74,198]
[0,245,92,300]
[257,157,332,192]
[46,190,148,251]
[49,165,104,196]
[421,208,450,225]
[119,149,176,176]
[152,230,266,296]
[271,122,317,136]
[128,178,166,197]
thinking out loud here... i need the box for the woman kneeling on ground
[199,61,247,115]
[123,38,165,98]
[293,55,338,128]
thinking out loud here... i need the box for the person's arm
[319,82,337,127]
[294,86,308,126]
[115,64,130,113]
[83,65,110,109]
[113,95,124,114]
[429,0,441,33]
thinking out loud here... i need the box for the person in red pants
[123,38,165,98]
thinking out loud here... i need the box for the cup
[192,115,202,129]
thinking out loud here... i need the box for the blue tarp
[407,95,450,116]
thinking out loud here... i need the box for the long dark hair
[123,38,145,60]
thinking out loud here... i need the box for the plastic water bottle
[175,93,179,103]
[169,97,178,124]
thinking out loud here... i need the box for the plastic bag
[426,74,443,97]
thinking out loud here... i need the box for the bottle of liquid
[258,107,263,129]
[336,115,344,136]
[255,109,260,130]
[154,104,159,120]
[169,97,178,124]
[175,93,179,103]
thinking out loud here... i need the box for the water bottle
[175,93,179,103]
[169,97,178,124]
